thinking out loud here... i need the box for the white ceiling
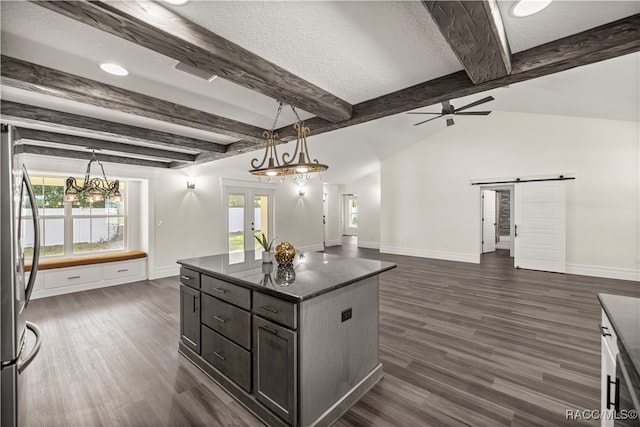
[1,1,639,183]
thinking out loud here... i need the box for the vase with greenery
[255,232,276,263]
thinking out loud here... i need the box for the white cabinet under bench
[28,251,147,299]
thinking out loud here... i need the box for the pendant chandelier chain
[269,101,284,133]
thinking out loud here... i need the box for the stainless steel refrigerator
[1,124,43,427]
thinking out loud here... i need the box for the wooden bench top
[26,251,147,271]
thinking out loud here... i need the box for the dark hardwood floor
[22,239,639,426]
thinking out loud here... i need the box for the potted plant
[255,232,276,263]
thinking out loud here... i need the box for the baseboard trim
[358,241,380,250]
[325,239,342,247]
[380,246,480,264]
[566,263,639,282]
[151,265,180,280]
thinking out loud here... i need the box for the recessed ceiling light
[99,63,129,76]
[163,0,189,5]
[510,0,553,17]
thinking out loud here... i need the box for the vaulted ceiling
[1,1,638,181]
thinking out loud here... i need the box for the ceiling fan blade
[455,111,492,116]
[446,118,455,127]
[406,112,442,115]
[413,116,443,126]
[454,96,495,113]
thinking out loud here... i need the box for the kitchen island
[177,251,396,427]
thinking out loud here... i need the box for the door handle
[17,322,42,373]
[259,325,278,335]
[601,326,612,337]
[606,375,620,411]
[22,167,40,308]
[514,224,518,238]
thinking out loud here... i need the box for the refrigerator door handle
[22,166,40,308]
[17,322,42,374]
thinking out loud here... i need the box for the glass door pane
[228,193,245,264]
[254,195,270,260]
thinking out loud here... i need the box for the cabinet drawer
[253,292,297,330]
[201,326,251,392]
[201,294,251,349]
[180,267,200,289]
[202,275,250,310]
[103,260,142,280]
[43,265,101,289]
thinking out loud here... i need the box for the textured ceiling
[0,1,638,183]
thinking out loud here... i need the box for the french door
[223,186,274,264]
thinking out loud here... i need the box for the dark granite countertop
[178,251,396,302]
[598,293,640,378]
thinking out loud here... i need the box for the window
[22,176,127,258]
[349,199,358,228]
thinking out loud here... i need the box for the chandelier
[64,150,121,203]
[249,101,328,180]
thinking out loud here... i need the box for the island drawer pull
[67,276,81,280]
[260,325,278,335]
[213,315,226,323]
[117,269,129,273]
[213,351,226,361]
[180,275,191,280]
[601,325,612,337]
[260,305,279,314]
[212,288,228,294]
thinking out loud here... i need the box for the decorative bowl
[274,242,295,265]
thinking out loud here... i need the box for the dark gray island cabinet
[177,252,396,427]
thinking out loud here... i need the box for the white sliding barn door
[482,190,496,253]
[514,181,566,273]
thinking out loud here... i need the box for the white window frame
[23,175,128,258]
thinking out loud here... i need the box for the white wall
[150,168,325,278]
[274,179,324,252]
[381,112,640,280]
[341,170,381,249]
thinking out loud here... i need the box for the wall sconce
[298,189,306,197]
[187,179,196,189]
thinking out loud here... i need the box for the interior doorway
[479,180,568,273]
[342,194,358,237]
[480,185,514,259]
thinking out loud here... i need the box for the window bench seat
[27,251,148,299]
[26,251,147,272]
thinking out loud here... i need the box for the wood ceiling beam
[422,0,511,84]
[1,101,226,154]
[18,144,172,169]
[33,0,353,123]
[15,128,196,162]
[271,14,640,142]
[0,56,265,144]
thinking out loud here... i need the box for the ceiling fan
[408,96,495,127]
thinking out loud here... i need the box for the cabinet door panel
[253,316,296,425]
[180,285,200,353]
